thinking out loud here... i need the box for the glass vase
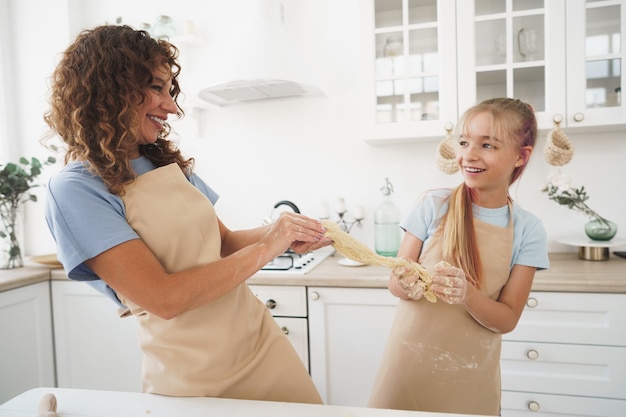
[584,218,618,241]
[0,207,24,269]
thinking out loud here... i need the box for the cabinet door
[51,281,142,392]
[273,316,309,372]
[457,0,564,130]
[308,287,398,406]
[0,282,55,404]
[458,0,626,131]
[565,0,626,129]
[360,0,458,144]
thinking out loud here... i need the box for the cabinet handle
[526,297,538,308]
[526,349,539,360]
[573,112,585,122]
[310,291,320,301]
[265,299,277,309]
[281,326,289,335]
[527,401,540,412]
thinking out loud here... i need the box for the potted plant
[542,170,617,241]
[0,156,56,269]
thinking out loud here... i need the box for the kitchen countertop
[2,252,626,293]
[0,387,489,417]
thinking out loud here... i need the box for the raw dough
[322,220,436,302]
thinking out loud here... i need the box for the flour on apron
[118,163,322,403]
[368,204,513,415]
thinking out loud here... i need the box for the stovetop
[258,247,335,275]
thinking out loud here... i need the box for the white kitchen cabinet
[457,0,626,132]
[564,0,625,129]
[308,287,399,406]
[362,0,626,144]
[51,281,142,392]
[359,0,458,144]
[0,282,55,404]
[248,285,310,371]
[500,292,626,416]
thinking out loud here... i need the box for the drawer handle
[310,291,320,301]
[281,326,289,335]
[527,349,539,360]
[265,299,277,309]
[526,297,538,308]
[528,401,540,412]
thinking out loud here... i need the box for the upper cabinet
[361,0,626,144]
[359,0,458,144]
[564,0,624,129]
[456,0,555,129]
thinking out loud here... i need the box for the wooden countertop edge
[2,253,625,293]
[0,266,51,292]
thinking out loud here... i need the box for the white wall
[9,0,626,257]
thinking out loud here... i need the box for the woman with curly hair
[43,24,329,403]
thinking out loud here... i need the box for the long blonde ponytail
[440,184,482,288]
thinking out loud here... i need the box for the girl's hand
[431,262,467,304]
[394,265,424,300]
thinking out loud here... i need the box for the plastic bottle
[374,178,401,257]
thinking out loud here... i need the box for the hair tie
[544,116,573,166]
[436,124,459,174]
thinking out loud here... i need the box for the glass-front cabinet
[565,0,625,128]
[359,0,457,144]
[456,0,553,127]
[361,0,626,144]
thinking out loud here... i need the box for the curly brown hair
[43,24,193,195]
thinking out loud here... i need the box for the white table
[0,387,488,417]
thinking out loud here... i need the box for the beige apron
[118,163,322,404]
[368,205,513,416]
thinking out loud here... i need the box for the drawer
[505,292,626,346]
[248,285,307,317]
[502,390,626,417]
[501,341,626,400]
[274,317,309,372]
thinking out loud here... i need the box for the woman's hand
[431,262,467,304]
[262,212,330,257]
[393,265,424,300]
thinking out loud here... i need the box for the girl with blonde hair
[368,98,549,415]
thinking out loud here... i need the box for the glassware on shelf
[383,37,403,58]
[495,33,506,57]
[152,15,176,39]
[517,28,537,61]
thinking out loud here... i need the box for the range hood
[198,0,322,106]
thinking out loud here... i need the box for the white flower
[542,170,608,226]
[546,169,573,194]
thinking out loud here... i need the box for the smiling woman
[40,24,331,404]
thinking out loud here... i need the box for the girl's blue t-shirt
[400,189,550,271]
[44,157,219,307]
